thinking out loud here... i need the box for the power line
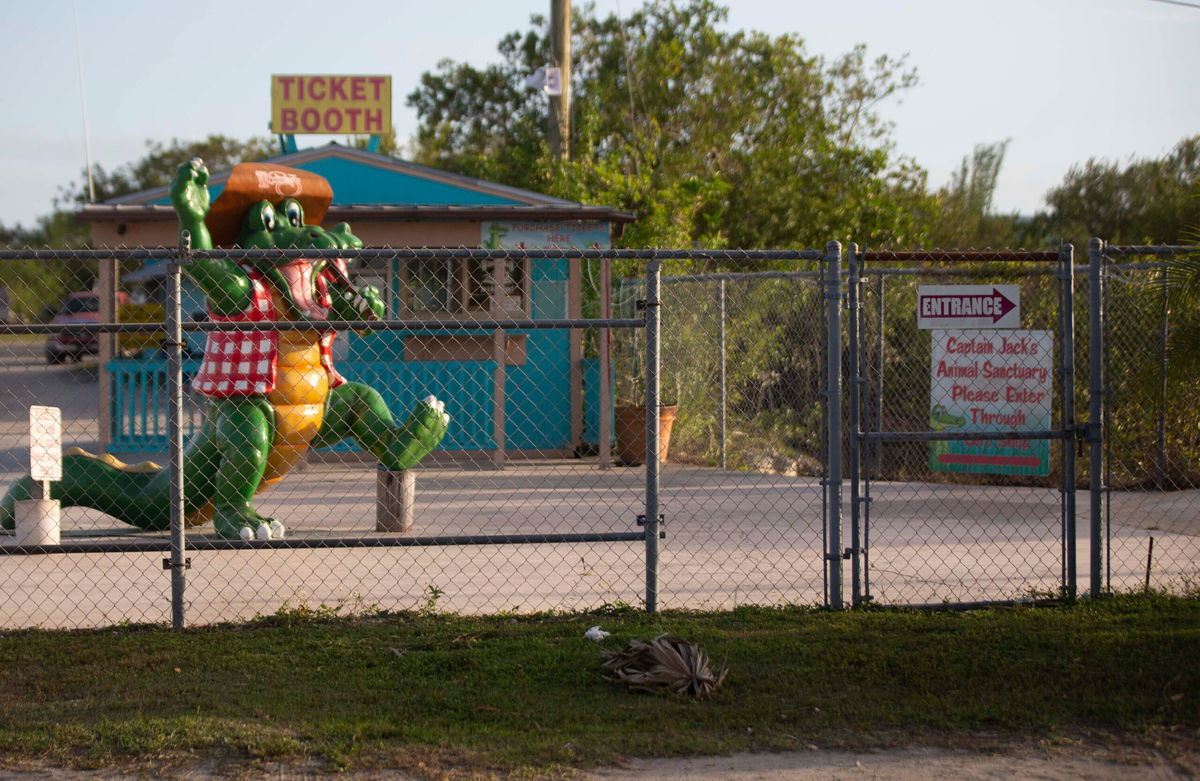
[1148,0,1200,10]
[72,0,95,203]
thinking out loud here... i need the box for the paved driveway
[0,338,1195,628]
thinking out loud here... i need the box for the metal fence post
[168,235,189,629]
[718,279,727,470]
[1059,244,1077,597]
[824,241,844,609]
[847,244,862,606]
[645,258,662,613]
[1156,279,1169,490]
[1087,238,1105,598]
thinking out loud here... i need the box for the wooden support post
[376,468,415,533]
[599,256,612,469]
[548,0,572,161]
[569,257,583,451]
[97,256,118,450]
[491,256,507,469]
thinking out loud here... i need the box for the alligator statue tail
[0,387,449,539]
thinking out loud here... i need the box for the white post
[18,406,62,545]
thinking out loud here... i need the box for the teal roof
[111,144,573,209]
[289,156,519,205]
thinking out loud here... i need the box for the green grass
[0,594,1196,777]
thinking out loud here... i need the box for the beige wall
[88,221,178,249]
[87,218,484,249]
[344,220,482,247]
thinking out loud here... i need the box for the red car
[45,292,129,364]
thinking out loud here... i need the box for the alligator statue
[1,158,449,540]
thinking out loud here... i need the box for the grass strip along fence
[0,593,1196,777]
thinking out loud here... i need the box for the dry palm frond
[599,634,727,700]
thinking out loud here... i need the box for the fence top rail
[0,247,825,262]
[1104,244,1200,257]
[0,248,175,261]
[860,265,1063,278]
[859,250,1061,262]
[0,317,645,335]
[659,269,824,283]
[2,245,1189,262]
[191,247,826,261]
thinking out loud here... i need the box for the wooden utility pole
[549,0,571,160]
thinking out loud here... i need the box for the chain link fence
[1098,244,1200,596]
[0,242,1196,628]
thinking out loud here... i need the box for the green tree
[407,0,934,253]
[61,135,276,205]
[928,140,1025,249]
[1038,135,1200,247]
[0,135,274,320]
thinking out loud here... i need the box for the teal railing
[108,358,498,453]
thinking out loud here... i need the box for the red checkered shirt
[191,265,345,397]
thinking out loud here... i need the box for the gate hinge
[635,299,662,311]
[162,557,191,571]
[637,513,666,539]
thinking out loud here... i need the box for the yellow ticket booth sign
[271,75,392,135]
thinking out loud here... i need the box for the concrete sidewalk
[0,460,1196,628]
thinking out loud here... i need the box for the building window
[346,256,529,318]
[400,258,527,317]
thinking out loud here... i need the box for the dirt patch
[588,744,1192,780]
[0,735,1194,779]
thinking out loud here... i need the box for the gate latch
[162,557,191,571]
[636,513,667,539]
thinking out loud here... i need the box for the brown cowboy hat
[206,162,333,247]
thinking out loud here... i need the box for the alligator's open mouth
[276,259,329,320]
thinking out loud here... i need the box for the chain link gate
[847,248,1082,606]
[640,244,841,610]
[1094,241,1200,596]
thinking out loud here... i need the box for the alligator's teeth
[239,527,253,541]
[256,524,272,541]
[435,400,445,413]
[442,412,450,426]
[270,520,286,539]
[423,395,437,407]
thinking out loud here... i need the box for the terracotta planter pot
[614,404,678,466]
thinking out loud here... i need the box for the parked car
[44,291,144,364]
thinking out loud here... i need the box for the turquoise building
[79,144,633,462]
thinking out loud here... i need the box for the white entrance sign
[29,405,62,482]
[918,285,1020,329]
[929,330,1052,476]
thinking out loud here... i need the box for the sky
[0,0,1197,229]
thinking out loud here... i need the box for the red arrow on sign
[918,288,1017,324]
[936,453,1042,467]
